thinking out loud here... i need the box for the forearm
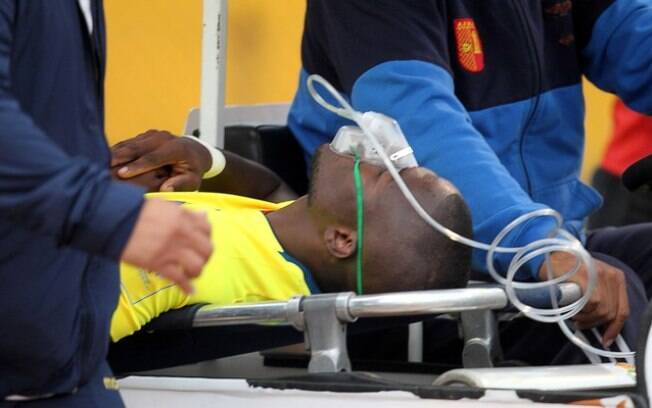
[296,1,558,278]
[0,2,144,259]
[352,61,557,278]
[0,103,144,258]
[582,0,652,112]
[200,150,297,202]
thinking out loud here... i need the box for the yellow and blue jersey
[111,192,320,342]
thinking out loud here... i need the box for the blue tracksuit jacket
[288,0,652,279]
[0,0,144,397]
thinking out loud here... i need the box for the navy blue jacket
[288,0,652,279]
[0,1,144,397]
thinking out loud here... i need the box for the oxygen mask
[306,73,634,362]
[330,117,417,170]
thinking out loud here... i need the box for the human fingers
[175,247,207,280]
[573,261,624,332]
[111,131,165,167]
[601,265,629,347]
[179,213,213,260]
[572,294,612,330]
[111,130,176,168]
[573,307,610,330]
[540,253,602,327]
[114,167,169,192]
[571,262,602,316]
[188,210,212,237]
[573,271,611,330]
[160,173,202,192]
[159,262,195,295]
[111,143,140,168]
[116,143,182,179]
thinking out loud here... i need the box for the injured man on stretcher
[111,143,472,341]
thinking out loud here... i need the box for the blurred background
[104,0,614,182]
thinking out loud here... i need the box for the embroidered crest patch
[454,18,484,73]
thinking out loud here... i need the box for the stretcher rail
[142,283,582,373]
[191,287,512,329]
[348,288,508,318]
[192,300,298,328]
[191,284,580,328]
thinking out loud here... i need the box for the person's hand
[111,130,211,192]
[121,199,213,294]
[539,252,629,347]
[110,165,170,193]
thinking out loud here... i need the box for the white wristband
[182,135,226,179]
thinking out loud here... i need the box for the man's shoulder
[146,192,291,212]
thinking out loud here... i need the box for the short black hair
[416,192,472,290]
[307,146,324,208]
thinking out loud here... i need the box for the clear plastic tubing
[306,74,634,360]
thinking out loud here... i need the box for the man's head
[306,144,472,294]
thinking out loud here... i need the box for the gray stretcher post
[460,282,582,368]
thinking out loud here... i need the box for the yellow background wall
[104,0,614,181]
[104,0,305,143]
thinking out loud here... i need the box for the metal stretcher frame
[139,284,581,374]
[191,288,507,328]
[190,288,509,372]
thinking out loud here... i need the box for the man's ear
[323,226,356,259]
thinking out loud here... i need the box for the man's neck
[265,197,324,282]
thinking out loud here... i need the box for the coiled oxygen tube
[306,74,634,361]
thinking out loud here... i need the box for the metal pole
[189,286,583,328]
[191,288,510,328]
[408,322,424,363]
[200,0,227,148]
[192,299,299,328]
[348,288,508,318]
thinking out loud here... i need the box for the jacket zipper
[512,0,543,195]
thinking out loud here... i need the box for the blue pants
[424,223,651,366]
[1,362,123,408]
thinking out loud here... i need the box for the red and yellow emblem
[454,18,484,73]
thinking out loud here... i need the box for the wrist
[181,135,226,179]
[538,251,578,281]
[496,216,559,281]
[72,180,146,260]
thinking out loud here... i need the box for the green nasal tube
[353,154,364,295]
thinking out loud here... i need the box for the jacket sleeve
[352,63,558,280]
[578,0,652,113]
[306,0,557,279]
[0,1,145,260]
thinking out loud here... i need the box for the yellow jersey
[111,192,320,342]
